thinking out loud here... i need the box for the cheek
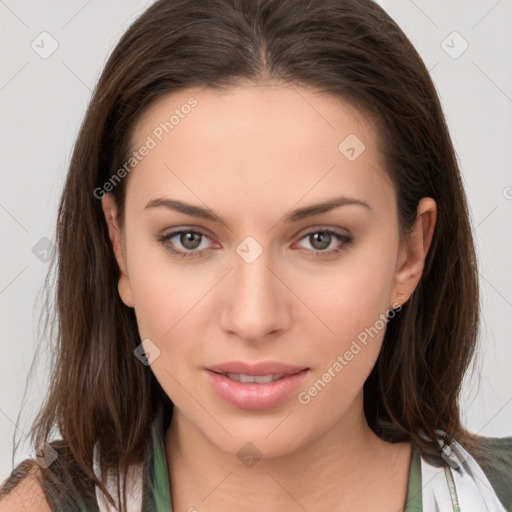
[124,226,212,339]
[305,255,396,341]
[296,239,397,387]
[126,242,210,398]
[308,286,388,385]
[292,264,394,424]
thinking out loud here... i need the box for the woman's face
[102,83,433,458]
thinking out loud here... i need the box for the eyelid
[293,224,351,240]
[292,227,352,253]
[158,227,217,249]
[158,225,352,257]
[159,225,351,243]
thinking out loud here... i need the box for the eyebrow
[144,196,371,225]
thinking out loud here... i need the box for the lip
[206,360,308,376]
[205,361,310,410]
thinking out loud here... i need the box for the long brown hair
[4,0,484,508]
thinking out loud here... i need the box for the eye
[157,229,214,258]
[157,227,353,260]
[295,229,353,258]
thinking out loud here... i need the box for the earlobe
[390,197,437,308]
[101,193,134,308]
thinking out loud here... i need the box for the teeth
[224,373,285,383]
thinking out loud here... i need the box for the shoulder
[0,441,99,512]
[0,460,51,512]
[467,434,512,510]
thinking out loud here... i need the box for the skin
[101,82,436,511]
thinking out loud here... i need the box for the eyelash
[157,228,353,259]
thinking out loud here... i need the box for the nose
[219,247,291,343]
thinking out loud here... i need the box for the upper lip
[206,361,308,376]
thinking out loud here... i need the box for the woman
[1,0,511,510]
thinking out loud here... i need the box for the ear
[101,193,134,308]
[389,197,437,308]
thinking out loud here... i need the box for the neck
[165,396,411,511]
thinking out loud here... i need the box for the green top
[2,419,511,511]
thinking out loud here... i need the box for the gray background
[1,0,511,480]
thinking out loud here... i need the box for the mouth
[204,361,310,410]
[214,372,291,383]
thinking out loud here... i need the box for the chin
[203,420,308,462]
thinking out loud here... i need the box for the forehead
[133,82,374,154]
[127,83,393,220]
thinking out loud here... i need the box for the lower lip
[205,369,309,410]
